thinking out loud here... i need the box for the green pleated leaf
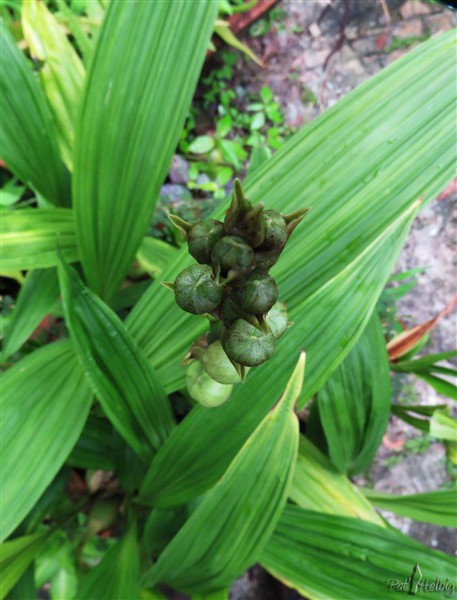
[76,522,140,600]
[66,415,116,471]
[137,204,417,507]
[137,237,180,279]
[362,486,457,528]
[73,0,219,301]
[2,268,59,359]
[289,436,384,526]
[1,340,92,542]
[0,209,78,272]
[1,531,50,598]
[0,22,70,206]
[142,354,304,594]
[57,257,175,462]
[309,313,391,475]
[22,0,85,171]
[260,506,457,600]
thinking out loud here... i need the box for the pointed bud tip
[161,281,175,292]
[168,214,192,236]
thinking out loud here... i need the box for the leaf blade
[73,0,219,301]
[57,257,175,461]
[0,22,70,206]
[1,340,92,541]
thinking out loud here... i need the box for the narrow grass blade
[289,436,384,526]
[22,0,85,171]
[2,268,59,359]
[1,340,92,541]
[142,354,304,594]
[73,0,219,301]
[76,522,140,600]
[1,531,50,597]
[0,208,78,272]
[309,313,391,475]
[416,372,457,401]
[362,487,457,528]
[260,506,457,600]
[0,22,70,206]
[57,257,175,461]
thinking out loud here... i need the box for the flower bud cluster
[166,180,309,403]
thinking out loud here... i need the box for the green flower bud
[203,341,241,384]
[261,210,287,251]
[187,219,225,264]
[253,247,282,272]
[222,318,275,367]
[265,301,289,339]
[174,265,223,315]
[233,272,278,315]
[224,180,265,248]
[186,360,233,407]
[211,235,254,274]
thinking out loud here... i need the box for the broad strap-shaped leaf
[22,0,85,170]
[0,22,70,206]
[308,313,391,475]
[127,30,456,374]
[57,258,175,462]
[260,506,457,600]
[1,208,78,272]
[289,436,384,526]
[76,522,140,600]
[142,354,304,594]
[2,268,59,359]
[73,0,219,301]
[136,203,417,507]
[362,487,457,528]
[0,531,50,597]
[1,340,92,541]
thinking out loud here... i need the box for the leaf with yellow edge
[290,436,384,526]
[22,0,85,170]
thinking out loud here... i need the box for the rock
[168,154,189,185]
[351,36,380,55]
[427,13,456,34]
[308,22,321,38]
[393,18,423,39]
[160,184,191,207]
[304,48,329,69]
[399,0,432,19]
